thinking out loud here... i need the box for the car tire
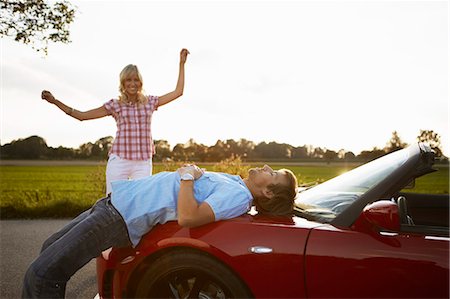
[134,248,253,298]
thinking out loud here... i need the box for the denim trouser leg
[22,198,130,299]
[40,208,92,253]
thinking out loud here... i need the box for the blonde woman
[41,49,190,194]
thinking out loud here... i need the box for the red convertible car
[97,143,449,298]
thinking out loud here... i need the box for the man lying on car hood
[22,164,297,299]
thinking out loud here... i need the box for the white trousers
[105,154,153,195]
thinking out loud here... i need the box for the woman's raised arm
[41,90,109,121]
[158,48,190,107]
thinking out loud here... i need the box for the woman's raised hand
[180,48,190,64]
[41,90,56,104]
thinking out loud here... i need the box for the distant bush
[212,155,251,177]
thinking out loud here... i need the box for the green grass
[1,162,448,219]
[403,164,449,194]
[0,165,106,218]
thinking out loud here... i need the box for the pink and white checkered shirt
[104,96,159,160]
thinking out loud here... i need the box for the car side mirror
[354,200,400,232]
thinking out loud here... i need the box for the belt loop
[105,196,118,216]
[105,193,112,204]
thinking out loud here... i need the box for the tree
[417,130,444,157]
[77,142,94,158]
[177,139,209,162]
[1,0,76,54]
[385,131,407,153]
[153,140,172,162]
[1,135,48,159]
[344,151,356,161]
[251,141,292,160]
[311,147,325,159]
[236,139,255,160]
[172,143,188,161]
[291,145,308,159]
[323,149,338,163]
[94,136,113,160]
[357,147,386,162]
[207,140,228,162]
[48,146,75,159]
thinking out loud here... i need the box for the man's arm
[177,165,215,228]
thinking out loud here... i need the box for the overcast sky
[1,0,448,156]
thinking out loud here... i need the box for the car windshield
[294,148,410,222]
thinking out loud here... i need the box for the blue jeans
[22,197,130,298]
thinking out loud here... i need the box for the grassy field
[0,161,448,219]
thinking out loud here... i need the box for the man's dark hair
[254,169,298,216]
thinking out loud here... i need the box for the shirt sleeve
[103,99,116,114]
[205,188,252,221]
[148,95,159,111]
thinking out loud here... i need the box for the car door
[304,224,449,298]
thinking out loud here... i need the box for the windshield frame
[294,144,425,227]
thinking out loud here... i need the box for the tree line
[0,130,445,163]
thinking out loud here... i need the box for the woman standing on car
[41,48,190,194]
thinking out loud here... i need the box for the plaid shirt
[104,96,159,160]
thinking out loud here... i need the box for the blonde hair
[254,169,298,216]
[118,64,147,105]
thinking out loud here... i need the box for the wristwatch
[180,173,194,181]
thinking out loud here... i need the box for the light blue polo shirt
[111,171,253,247]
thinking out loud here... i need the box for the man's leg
[22,198,130,298]
[40,207,92,253]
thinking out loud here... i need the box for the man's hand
[176,164,214,228]
[177,164,204,180]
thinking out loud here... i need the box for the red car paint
[97,206,448,298]
[97,215,321,298]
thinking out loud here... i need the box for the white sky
[1,0,449,156]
